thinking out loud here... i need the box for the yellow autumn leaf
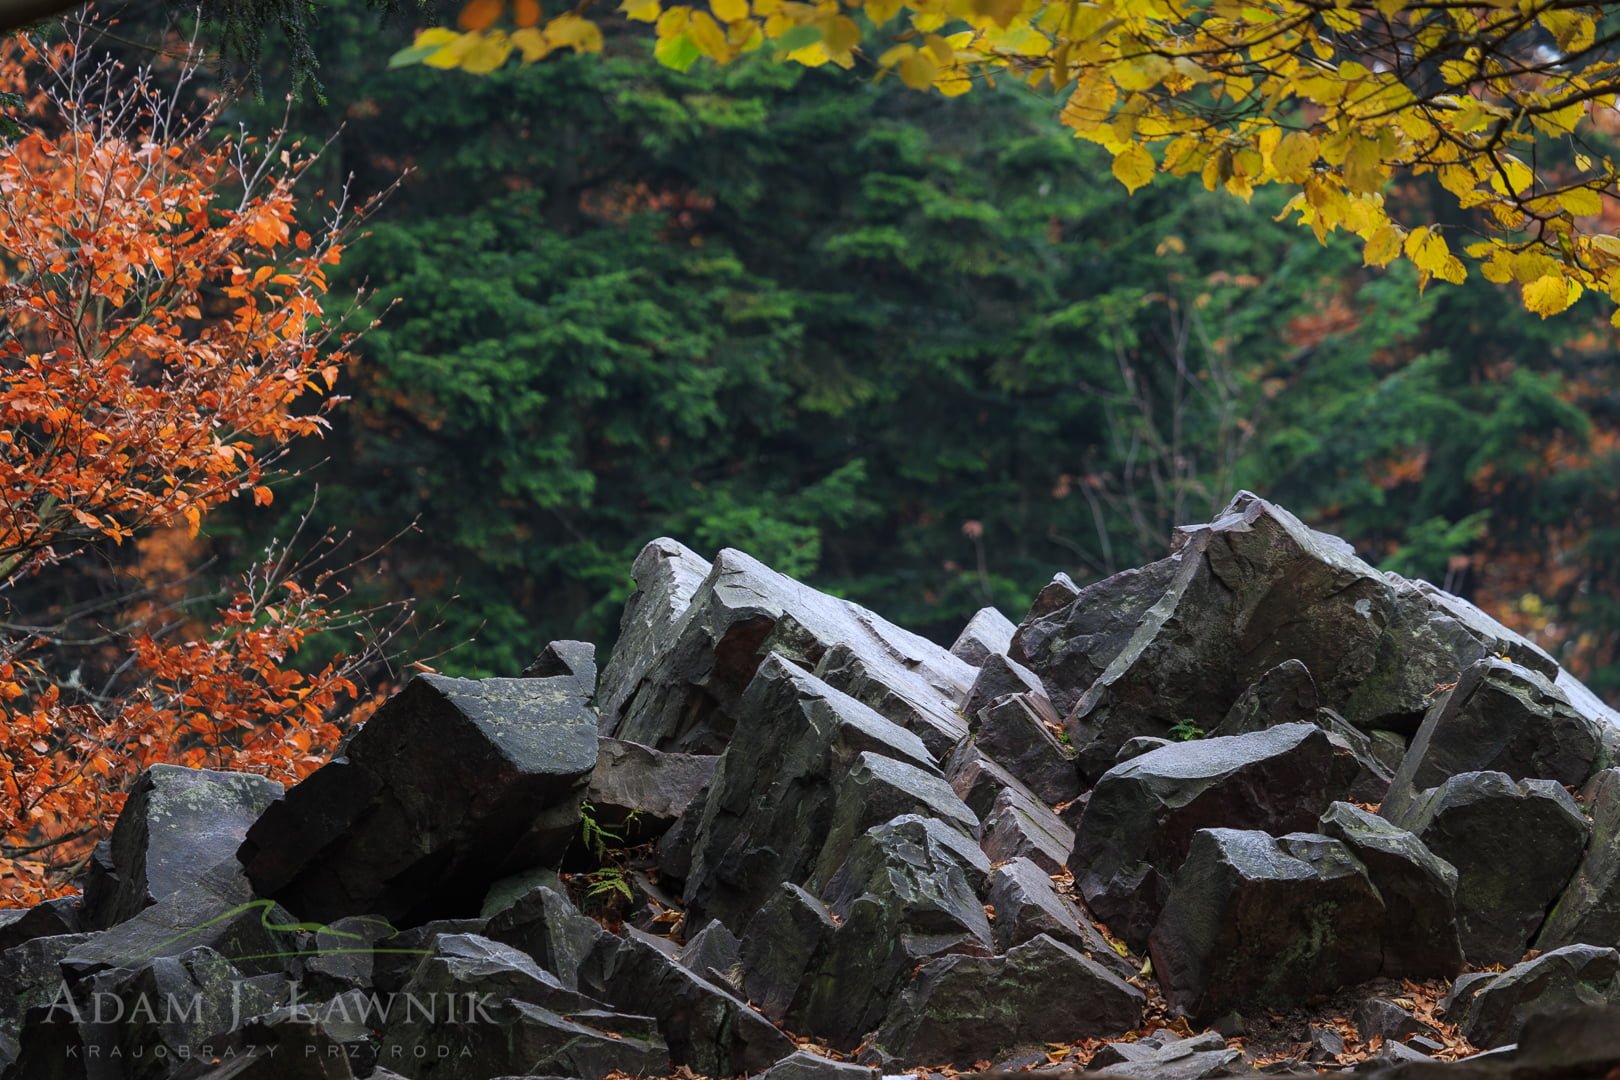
[1271,131,1318,183]
[1112,143,1155,194]
[1363,225,1402,267]
[1523,273,1581,317]
[545,12,604,51]
[712,0,749,23]
[511,26,551,60]
[621,0,662,21]
[422,30,480,68]
[686,10,731,57]
[459,29,514,72]
[1488,155,1533,197]
[1557,187,1603,217]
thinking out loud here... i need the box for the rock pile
[6,492,1620,1079]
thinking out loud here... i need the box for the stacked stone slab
[9,493,1620,1080]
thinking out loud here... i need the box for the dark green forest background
[208,5,1620,690]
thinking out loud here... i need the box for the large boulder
[376,996,668,1079]
[61,861,298,979]
[372,931,671,1078]
[866,934,1144,1068]
[1385,770,1588,965]
[586,737,717,841]
[238,672,598,925]
[484,885,612,992]
[1458,944,1620,1049]
[1382,657,1603,818]
[1317,802,1462,977]
[1023,493,1397,780]
[677,654,942,930]
[980,784,1073,874]
[1210,659,1318,737]
[764,815,993,1049]
[950,607,1016,667]
[1148,829,1386,1022]
[1071,723,1351,947]
[599,545,975,755]
[973,692,1081,807]
[595,537,712,727]
[984,857,1136,977]
[86,764,282,930]
[1540,768,1620,950]
[0,899,78,953]
[588,930,795,1076]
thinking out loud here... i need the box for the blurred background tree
[81,1,1619,692]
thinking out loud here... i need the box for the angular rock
[1085,1031,1229,1071]
[980,785,1073,875]
[950,606,1016,667]
[239,672,598,925]
[483,885,610,993]
[0,898,79,952]
[984,857,1136,978]
[1385,770,1588,965]
[62,861,298,979]
[1355,997,1435,1045]
[601,546,975,755]
[679,655,938,929]
[479,865,564,918]
[1027,571,1081,619]
[1460,944,1620,1049]
[0,933,93,1038]
[677,918,743,992]
[1072,723,1352,947]
[962,653,1048,721]
[807,750,979,889]
[810,638,970,758]
[596,537,711,727]
[1211,660,1319,737]
[590,930,795,1076]
[1541,768,1620,950]
[1115,736,1172,762]
[868,934,1144,1068]
[521,639,597,697]
[369,917,487,994]
[755,1049,877,1079]
[301,914,397,996]
[1149,830,1388,1021]
[1318,801,1463,977]
[1088,1035,1243,1079]
[90,947,292,1080]
[973,692,1080,807]
[1383,658,1603,819]
[785,815,993,1048]
[945,739,1027,820]
[739,883,838,1021]
[89,764,282,930]
[587,737,717,841]
[1011,558,1181,721]
[377,995,668,1079]
[1045,494,1396,780]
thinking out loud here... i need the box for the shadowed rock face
[1385,770,1589,966]
[17,495,1620,1080]
[238,672,599,925]
[598,545,976,756]
[1072,723,1353,948]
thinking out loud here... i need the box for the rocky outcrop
[238,672,599,924]
[12,492,1620,1080]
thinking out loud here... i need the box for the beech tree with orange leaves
[0,28,405,904]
